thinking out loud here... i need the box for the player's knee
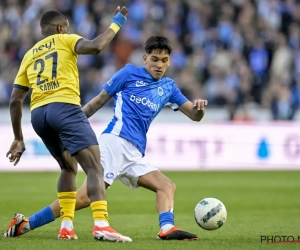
[170,181,176,194]
[159,181,176,194]
[61,163,77,174]
[81,161,103,175]
[57,158,77,174]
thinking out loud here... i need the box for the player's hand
[6,140,26,166]
[112,6,128,17]
[192,99,208,111]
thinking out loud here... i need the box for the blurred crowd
[0,0,300,120]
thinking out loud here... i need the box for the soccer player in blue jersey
[3,36,207,241]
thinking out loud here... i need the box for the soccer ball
[194,198,227,230]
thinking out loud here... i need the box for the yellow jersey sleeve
[62,34,84,54]
[14,54,30,91]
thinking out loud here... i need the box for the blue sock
[159,212,174,228]
[29,206,55,230]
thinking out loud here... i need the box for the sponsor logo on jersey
[135,80,147,87]
[32,38,55,55]
[130,94,160,111]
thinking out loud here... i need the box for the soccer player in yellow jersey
[4,8,132,242]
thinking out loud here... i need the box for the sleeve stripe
[103,84,113,96]
[74,38,84,54]
[13,84,29,91]
[165,102,179,109]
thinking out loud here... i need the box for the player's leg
[33,106,79,239]
[115,138,198,241]
[50,179,111,218]
[45,103,108,240]
[31,151,77,233]
[2,134,124,239]
[138,171,175,213]
[50,178,93,218]
[72,145,106,212]
[3,105,78,239]
[137,171,198,240]
[49,110,131,242]
[3,131,131,241]
[110,136,195,240]
[2,179,110,238]
[34,104,79,239]
[2,153,77,239]
[70,133,131,242]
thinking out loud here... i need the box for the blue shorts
[31,102,98,156]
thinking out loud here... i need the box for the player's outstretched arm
[178,99,208,122]
[75,6,128,55]
[82,90,112,118]
[6,88,28,165]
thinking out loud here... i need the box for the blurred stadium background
[0,0,300,171]
[1,1,300,249]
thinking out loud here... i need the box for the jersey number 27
[34,52,58,85]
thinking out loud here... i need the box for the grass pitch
[0,171,299,250]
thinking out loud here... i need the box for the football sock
[94,220,110,227]
[159,211,174,233]
[58,191,76,230]
[28,206,55,230]
[91,201,110,227]
[61,220,73,230]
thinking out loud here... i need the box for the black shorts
[31,102,98,157]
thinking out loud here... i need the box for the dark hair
[144,36,173,55]
[40,11,67,28]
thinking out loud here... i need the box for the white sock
[161,224,174,233]
[61,220,73,230]
[95,220,109,227]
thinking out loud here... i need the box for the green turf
[0,171,300,250]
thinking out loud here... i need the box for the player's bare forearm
[82,100,101,119]
[90,29,118,54]
[9,88,27,140]
[75,7,128,55]
[82,90,112,118]
[75,29,117,55]
[10,97,24,140]
[179,99,207,122]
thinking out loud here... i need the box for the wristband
[111,12,127,28]
[109,23,120,34]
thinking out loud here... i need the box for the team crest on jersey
[158,87,164,96]
[106,172,114,179]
